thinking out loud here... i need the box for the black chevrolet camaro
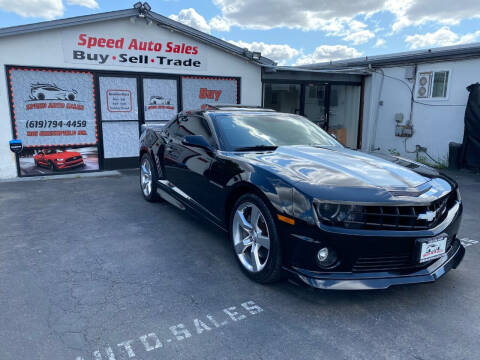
[139,105,464,290]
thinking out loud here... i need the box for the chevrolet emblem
[417,210,437,222]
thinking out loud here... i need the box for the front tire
[229,193,283,284]
[140,153,160,202]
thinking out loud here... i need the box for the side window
[175,116,215,146]
[416,70,449,99]
[432,71,449,98]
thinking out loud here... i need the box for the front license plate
[419,235,447,263]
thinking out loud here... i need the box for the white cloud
[374,38,386,47]
[66,0,98,9]
[212,0,387,31]
[343,29,375,45]
[0,0,64,19]
[212,0,480,36]
[295,45,362,66]
[405,26,480,49]
[459,30,480,44]
[323,19,375,45]
[169,8,212,34]
[209,16,231,32]
[227,40,299,65]
[0,0,99,19]
[390,0,480,32]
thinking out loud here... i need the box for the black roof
[180,105,276,117]
[201,104,275,111]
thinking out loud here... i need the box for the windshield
[212,112,341,151]
[45,149,60,154]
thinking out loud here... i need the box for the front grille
[339,192,457,231]
[66,156,81,162]
[353,253,432,272]
[352,237,457,273]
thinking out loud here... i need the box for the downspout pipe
[369,68,384,152]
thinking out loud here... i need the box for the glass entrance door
[304,84,328,129]
[303,84,361,149]
[98,75,140,165]
[328,85,361,149]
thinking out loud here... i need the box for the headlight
[56,158,64,162]
[314,201,365,228]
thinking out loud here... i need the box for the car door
[162,115,218,212]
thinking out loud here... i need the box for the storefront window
[182,76,238,110]
[8,67,100,176]
[263,83,301,114]
[143,78,178,123]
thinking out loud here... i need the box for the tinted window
[212,112,340,151]
[173,116,215,146]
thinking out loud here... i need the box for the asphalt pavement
[0,169,479,360]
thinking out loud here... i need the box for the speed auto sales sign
[62,31,208,70]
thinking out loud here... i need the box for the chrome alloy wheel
[232,202,271,272]
[140,158,153,197]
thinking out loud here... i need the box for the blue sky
[1,0,480,65]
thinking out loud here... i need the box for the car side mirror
[182,135,214,152]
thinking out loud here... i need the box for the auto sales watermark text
[75,300,264,360]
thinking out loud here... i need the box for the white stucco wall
[0,18,262,178]
[362,59,477,164]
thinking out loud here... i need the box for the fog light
[316,247,338,268]
[317,247,329,262]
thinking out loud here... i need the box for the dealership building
[0,3,273,178]
[0,3,478,179]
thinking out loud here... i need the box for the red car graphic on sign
[34,149,84,171]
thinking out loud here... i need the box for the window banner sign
[8,67,98,147]
[181,76,238,110]
[62,31,207,71]
[99,77,139,121]
[7,67,99,176]
[143,78,178,121]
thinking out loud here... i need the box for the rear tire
[140,153,161,202]
[229,193,283,284]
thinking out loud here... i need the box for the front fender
[225,164,294,218]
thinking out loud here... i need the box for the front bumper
[281,199,464,290]
[286,238,465,290]
[56,159,84,169]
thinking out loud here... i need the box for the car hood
[233,145,431,190]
